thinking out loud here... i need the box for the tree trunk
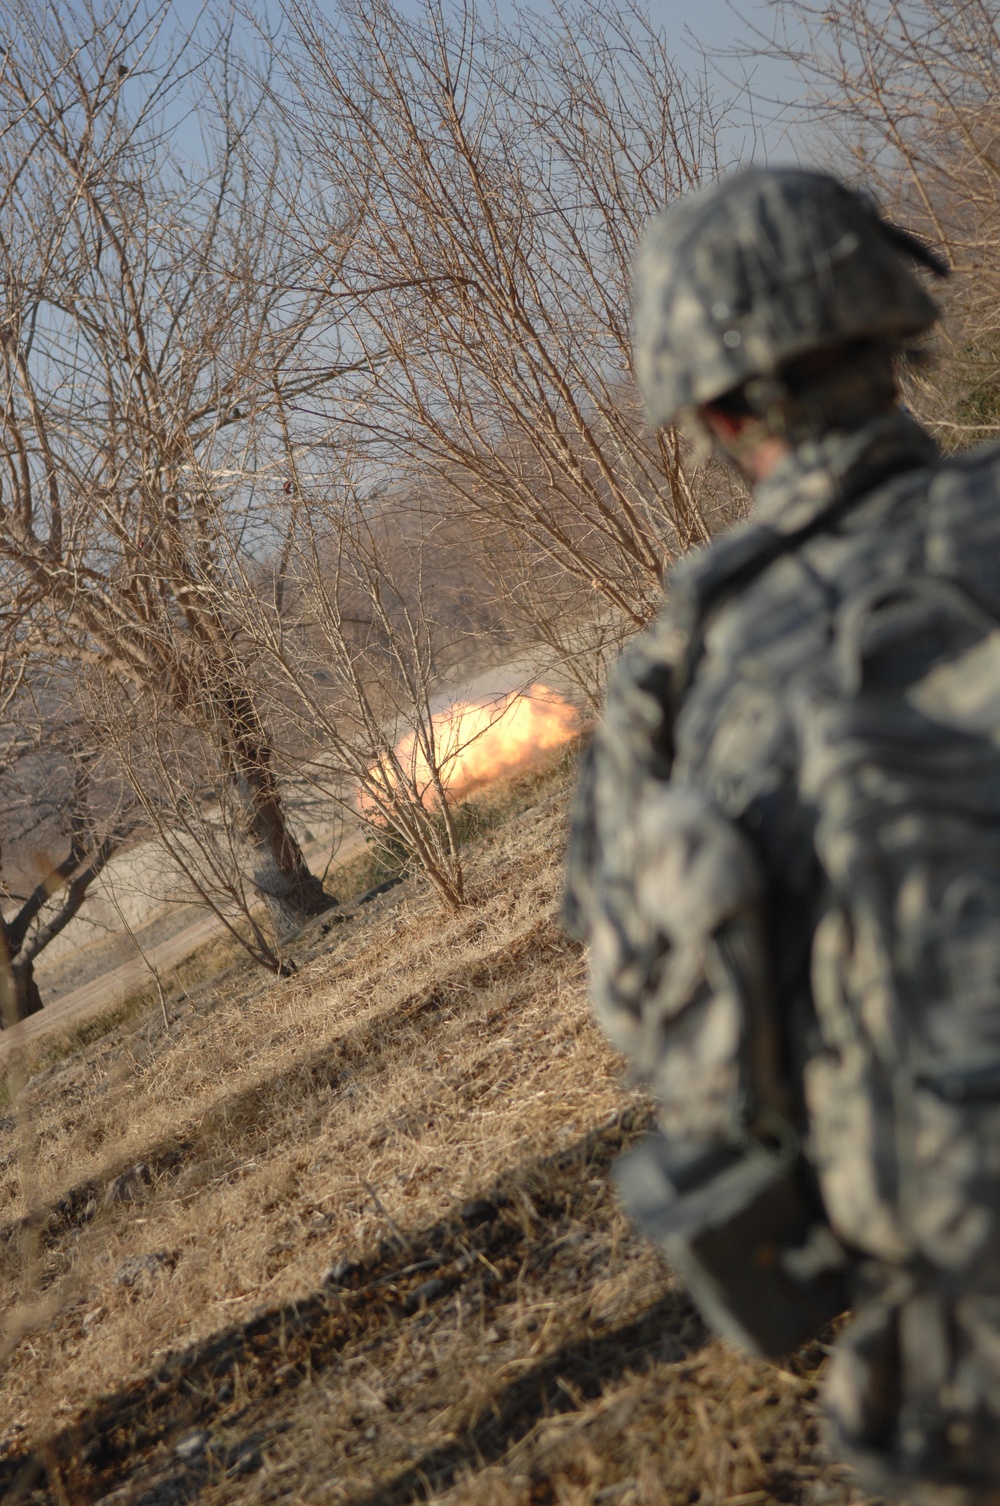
[0,831,122,1026]
[0,928,44,1028]
[225,692,337,935]
[236,760,337,935]
[10,958,43,1023]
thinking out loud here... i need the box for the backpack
[616,549,1000,1355]
[795,575,1000,1272]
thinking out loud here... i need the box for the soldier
[566,166,1000,1503]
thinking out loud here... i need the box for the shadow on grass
[0,1109,711,1506]
[349,1288,701,1506]
[0,917,574,1263]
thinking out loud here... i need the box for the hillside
[0,755,857,1506]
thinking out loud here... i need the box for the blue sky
[159,0,807,167]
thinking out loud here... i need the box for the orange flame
[362,684,579,811]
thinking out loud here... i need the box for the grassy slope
[0,753,859,1506]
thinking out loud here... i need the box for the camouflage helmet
[633,167,946,428]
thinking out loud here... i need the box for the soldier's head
[632,167,948,480]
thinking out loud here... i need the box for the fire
[363,684,580,810]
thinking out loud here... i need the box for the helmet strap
[700,340,902,461]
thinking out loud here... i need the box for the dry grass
[0,933,249,1105]
[0,752,863,1505]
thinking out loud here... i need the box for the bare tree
[85,669,301,972]
[0,0,349,940]
[0,748,133,1026]
[760,0,1000,440]
[263,0,736,629]
[222,465,484,909]
[0,615,140,1023]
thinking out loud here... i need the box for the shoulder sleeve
[563,598,773,1143]
[925,446,1000,619]
[562,605,684,941]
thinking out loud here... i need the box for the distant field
[0,751,854,1505]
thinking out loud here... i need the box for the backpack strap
[672,448,934,709]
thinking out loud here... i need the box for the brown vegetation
[265,0,731,627]
[0,689,135,1024]
[0,754,856,1505]
[5,0,999,1497]
[1,0,742,1004]
[761,0,1000,441]
[0,0,339,979]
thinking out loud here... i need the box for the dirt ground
[0,755,865,1506]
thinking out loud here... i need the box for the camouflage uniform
[567,169,1000,1502]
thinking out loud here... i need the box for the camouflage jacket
[566,407,1000,1144]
